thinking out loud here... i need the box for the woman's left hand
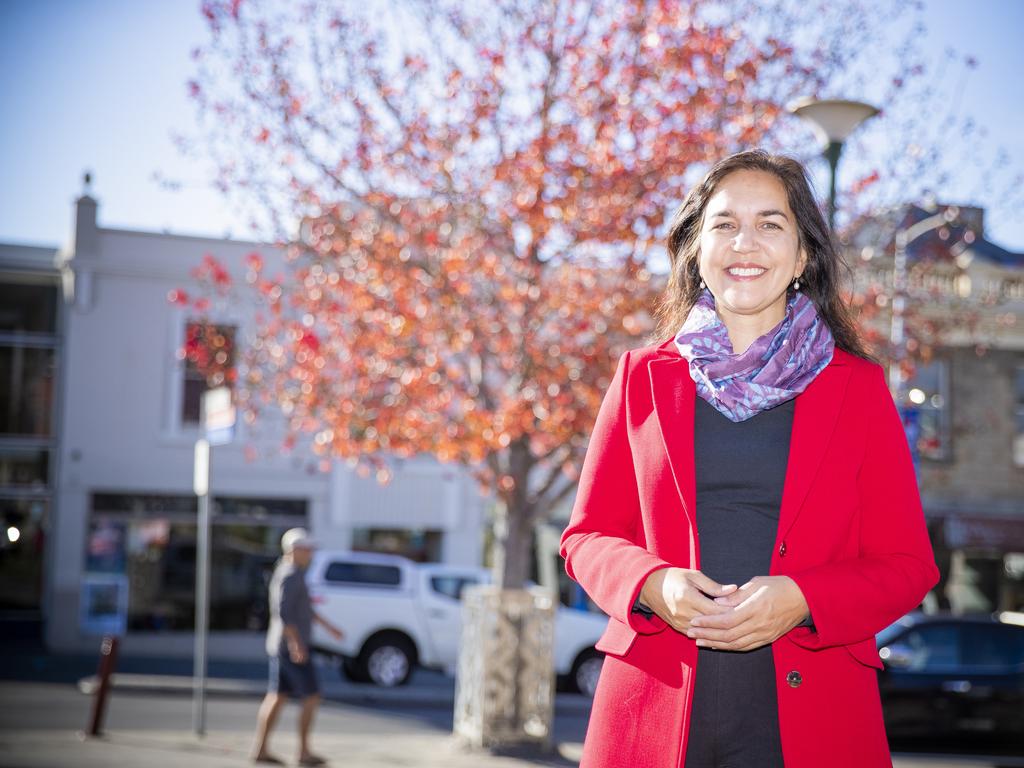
[685,576,809,652]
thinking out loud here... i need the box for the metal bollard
[87,635,120,737]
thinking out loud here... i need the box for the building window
[0,346,55,437]
[903,358,951,462]
[86,492,307,632]
[0,445,49,488]
[0,497,48,610]
[0,281,58,334]
[0,277,60,615]
[181,321,236,425]
[1014,366,1024,468]
[351,528,443,563]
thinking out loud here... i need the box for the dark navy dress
[683,395,795,768]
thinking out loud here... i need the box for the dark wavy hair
[651,149,875,362]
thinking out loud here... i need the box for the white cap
[281,527,316,553]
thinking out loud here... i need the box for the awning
[942,514,1024,552]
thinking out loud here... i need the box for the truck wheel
[340,656,367,683]
[571,650,603,698]
[360,635,415,687]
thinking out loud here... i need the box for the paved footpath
[0,680,583,768]
[1,727,585,768]
[0,680,1018,768]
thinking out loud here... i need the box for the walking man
[252,528,343,766]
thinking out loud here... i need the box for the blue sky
[2,0,1022,252]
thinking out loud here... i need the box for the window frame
[179,319,238,427]
[163,306,243,442]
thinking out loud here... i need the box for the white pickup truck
[307,550,607,696]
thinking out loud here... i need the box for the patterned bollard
[453,585,555,751]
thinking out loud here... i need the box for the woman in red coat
[560,149,939,768]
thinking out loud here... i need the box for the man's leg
[252,692,287,762]
[298,693,321,761]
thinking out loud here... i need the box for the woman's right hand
[639,568,737,633]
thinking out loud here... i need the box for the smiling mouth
[727,266,767,277]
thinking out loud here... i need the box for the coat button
[778,541,787,557]
[786,670,802,688]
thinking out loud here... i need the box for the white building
[0,180,487,657]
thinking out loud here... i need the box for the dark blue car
[876,613,1024,746]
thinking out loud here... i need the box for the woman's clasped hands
[639,568,810,652]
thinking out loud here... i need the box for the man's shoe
[252,754,285,765]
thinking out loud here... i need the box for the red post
[87,635,119,737]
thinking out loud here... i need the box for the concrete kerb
[76,673,595,713]
[77,672,455,707]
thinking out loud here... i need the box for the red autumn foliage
[174,0,1008,584]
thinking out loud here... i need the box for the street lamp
[789,98,880,230]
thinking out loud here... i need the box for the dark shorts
[268,652,320,698]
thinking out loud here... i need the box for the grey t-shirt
[265,560,314,657]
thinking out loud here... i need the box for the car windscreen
[877,618,914,648]
[961,623,1024,670]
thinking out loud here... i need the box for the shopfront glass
[86,493,307,632]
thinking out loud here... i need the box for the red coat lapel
[648,354,698,537]
[777,359,851,546]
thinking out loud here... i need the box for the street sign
[192,389,228,736]
[193,439,209,497]
[203,386,235,446]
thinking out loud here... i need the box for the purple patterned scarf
[674,288,835,422]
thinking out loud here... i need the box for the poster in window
[80,573,128,636]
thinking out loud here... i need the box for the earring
[699,278,706,290]
[792,276,801,291]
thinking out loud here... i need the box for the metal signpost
[193,386,235,737]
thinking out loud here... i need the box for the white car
[306,550,608,696]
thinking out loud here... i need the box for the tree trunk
[490,440,537,590]
[491,497,533,590]
[453,451,557,752]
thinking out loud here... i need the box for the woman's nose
[731,227,759,251]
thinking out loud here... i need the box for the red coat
[560,339,939,768]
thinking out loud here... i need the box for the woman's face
[697,169,807,337]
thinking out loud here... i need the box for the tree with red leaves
[172,0,1012,590]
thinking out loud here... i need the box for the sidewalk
[0,680,1012,768]
[0,727,585,768]
[0,680,584,768]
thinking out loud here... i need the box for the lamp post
[789,98,880,230]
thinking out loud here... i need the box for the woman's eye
[713,222,734,230]
[762,222,782,230]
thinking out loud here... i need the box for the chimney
[73,171,100,261]
[66,171,100,312]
